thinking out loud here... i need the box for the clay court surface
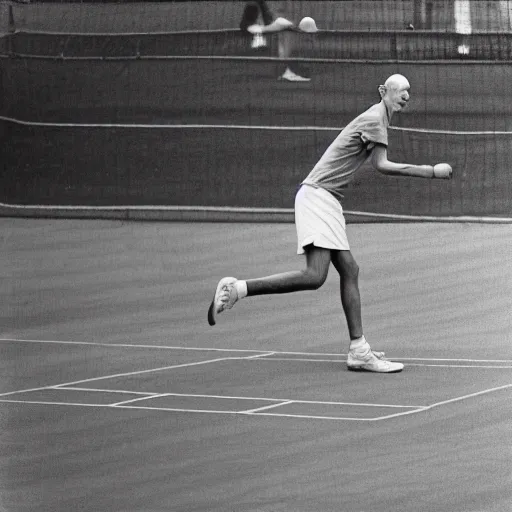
[1,218,511,511]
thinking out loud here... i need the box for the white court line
[2,338,512,364]
[403,363,512,369]
[243,352,276,359]
[51,357,234,389]
[111,393,170,407]
[56,387,425,409]
[1,382,511,422]
[2,338,511,420]
[0,400,115,409]
[55,386,156,396]
[424,382,512,410]
[0,356,234,398]
[0,337,266,354]
[0,397,424,421]
[0,385,67,398]
[241,409,428,421]
[112,403,414,421]
[241,401,294,414]
[0,399,238,416]
[263,357,512,369]
[59,387,287,402]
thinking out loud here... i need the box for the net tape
[5,29,512,61]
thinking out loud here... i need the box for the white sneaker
[347,347,404,373]
[278,69,311,82]
[207,277,239,326]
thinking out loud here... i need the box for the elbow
[373,161,392,175]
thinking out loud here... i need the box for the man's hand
[433,163,453,179]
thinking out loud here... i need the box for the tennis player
[239,0,313,81]
[208,74,452,373]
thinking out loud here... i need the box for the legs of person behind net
[240,1,311,81]
[277,31,311,82]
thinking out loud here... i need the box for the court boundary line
[0,350,429,421]
[0,399,420,421]
[0,355,237,398]
[1,338,512,364]
[2,381,512,422]
[53,387,426,410]
[262,356,512,369]
[1,341,511,421]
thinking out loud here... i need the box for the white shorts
[295,184,350,255]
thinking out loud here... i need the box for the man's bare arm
[371,144,452,179]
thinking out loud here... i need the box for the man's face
[385,81,410,113]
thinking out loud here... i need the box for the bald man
[208,74,452,373]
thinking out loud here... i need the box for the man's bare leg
[247,245,331,295]
[330,250,404,373]
[208,245,330,325]
[330,250,363,340]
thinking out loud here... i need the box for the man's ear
[378,85,387,98]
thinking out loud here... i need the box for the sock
[235,280,248,299]
[349,335,368,352]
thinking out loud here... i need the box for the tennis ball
[433,163,453,179]
[298,16,318,33]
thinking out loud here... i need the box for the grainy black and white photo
[1,1,511,511]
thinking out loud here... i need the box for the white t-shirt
[302,101,391,200]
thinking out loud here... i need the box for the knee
[303,268,327,290]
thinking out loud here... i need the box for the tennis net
[2,119,511,220]
[2,1,512,222]
[7,0,512,33]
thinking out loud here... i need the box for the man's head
[378,74,410,113]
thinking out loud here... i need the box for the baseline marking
[1,383,511,422]
[0,356,235,398]
[1,338,511,364]
[56,387,425,409]
[111,393,170,407]
[263,357,512,369]
[241,401,294,414]
[0,337,267,354]
[0,400,444,422]
[51,357,234,389]
[424,382,512,410]
[1,338,511,421]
